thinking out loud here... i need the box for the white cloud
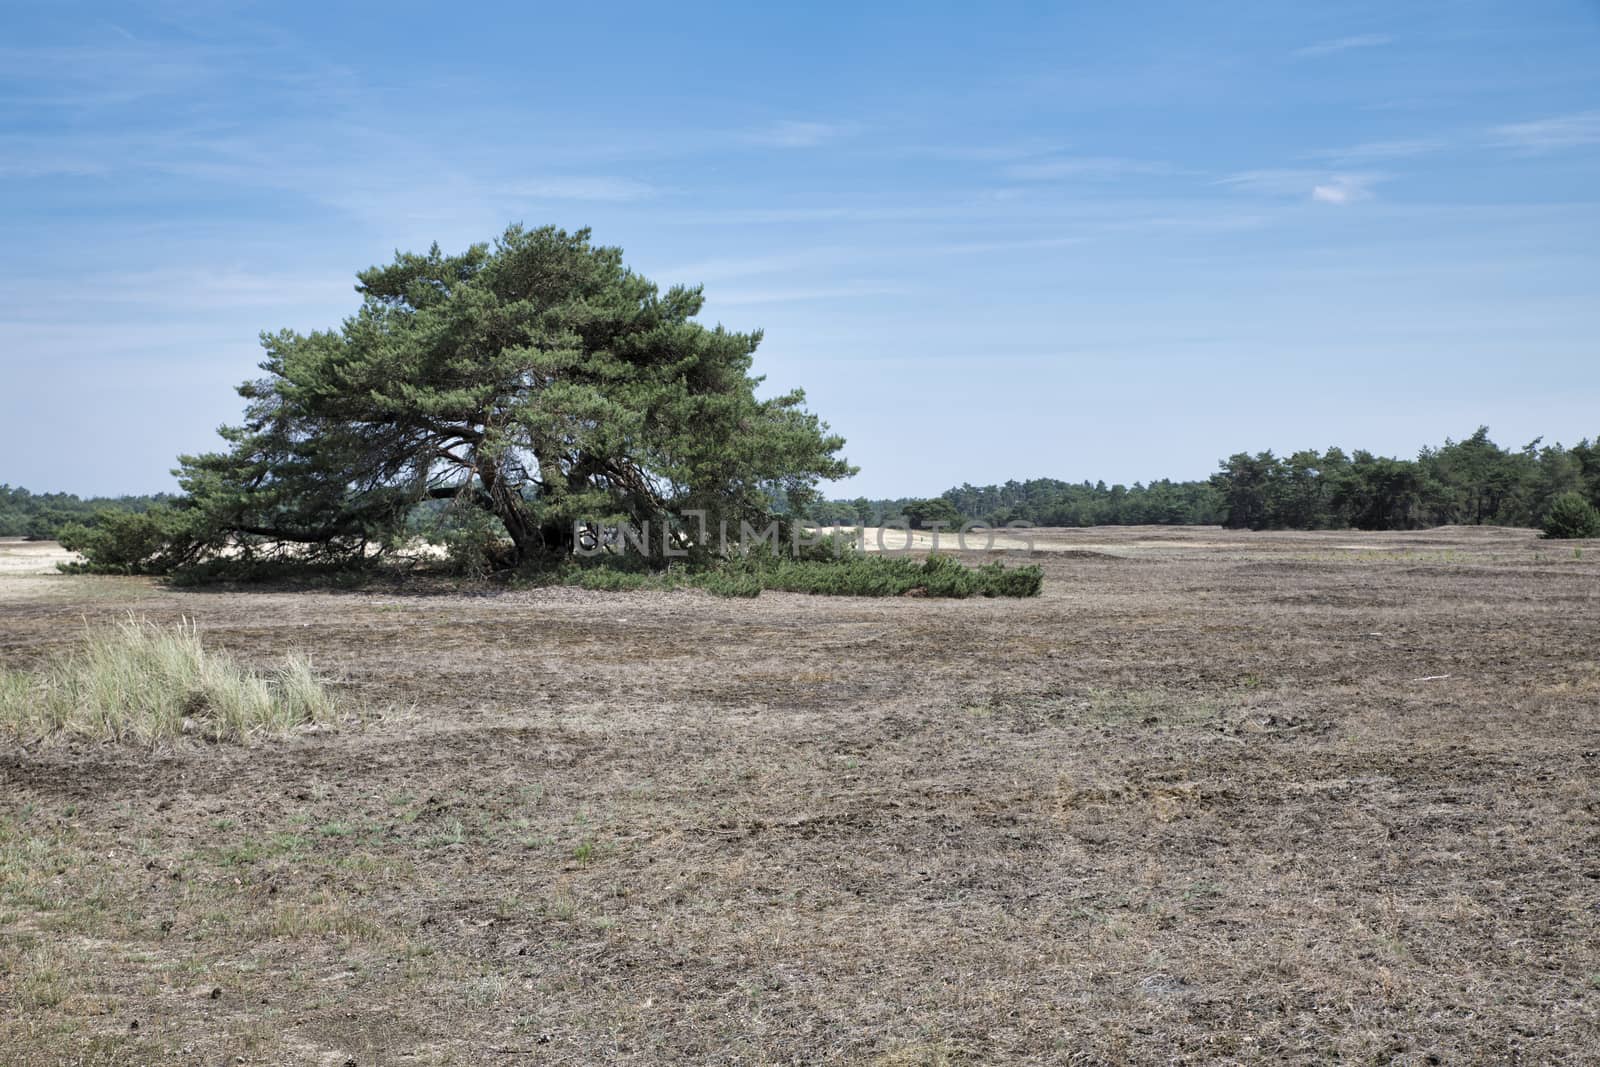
[1221,169,1381,204]
[1290,34,1392,59]
[746,120,852,149]
[1310,178,1371,204]
[1490,111,1600,153]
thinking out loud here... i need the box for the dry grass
[0,615,333,744]
[0,525,1597,1064]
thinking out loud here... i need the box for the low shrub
[972,560,1045,597]
[565,568,658,592]
[0,616,336,745]
[694,571,763,598]
[55,507,197,575]
[531,552,1041,599]
[1543,492,1600,539]
[750,553,1041,598]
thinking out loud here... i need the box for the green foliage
[526,549,1040,599]
[1542,492,1600,539]
[55,506,203,574]
[789,527,858,561]
[423,501,508,580]
[902,498,962,530]
[815,478,1225,529]
[693,570,764,598]
[565,568,656,592]
[815,428,1600,535]
[0,485,170,540]
[972,559,1045,597]
[153,224,853,575]
[1209,429,1600,532]
[743,553,1041,599]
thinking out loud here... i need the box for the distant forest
[8,428,1599,542]
[0,486,170,539]
[814,428,1600,532]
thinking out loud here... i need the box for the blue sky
[3,1,1597,498]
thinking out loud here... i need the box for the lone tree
[87,225,854,572]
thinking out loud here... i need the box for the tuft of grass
[0,615,337,745]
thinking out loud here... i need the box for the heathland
[2,524,1596,1064]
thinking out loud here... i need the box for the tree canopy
[73,225,854,573]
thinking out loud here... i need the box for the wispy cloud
[1004,156,1170,180]
[1221,169,1382,204]
[1305,138,1445,163]
[1489,111,1600,153]
[501,177,657,202]
[0,268,354,317]
[656,249,848,284]
[896,141,1063,163]
[745,120,853,149]
[0,152,112,178]
[1290,34,1392,59]
[710,282,907,306]
[660,235,1086,288]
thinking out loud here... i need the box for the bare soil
[2,526,1597,1064]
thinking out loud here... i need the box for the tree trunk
[477,462,540,566]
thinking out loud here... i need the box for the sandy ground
[0,538,77,575]
[2,525,1598,1064]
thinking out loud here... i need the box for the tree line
[0,485,170,540]
[14,427,1600,550]
[815,428,1600,537]
[813,478,1223,529]
[17,427,1600,550]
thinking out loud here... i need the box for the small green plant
[0,616,336,745]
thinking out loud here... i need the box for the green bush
[518,550,1041,600]
[565,568,657,592]
[1543,492,1600,539]
[694,571,763,598]
[433,505,507,580]
[973,560,1045,597]
[56,506,199,574]
[748,553,1041,598]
